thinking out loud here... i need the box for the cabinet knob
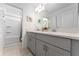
[43,45,48,52]
[29,38,31,41]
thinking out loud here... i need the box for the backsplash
[57,28,79,33]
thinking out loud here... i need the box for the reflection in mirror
[37,17,48,31]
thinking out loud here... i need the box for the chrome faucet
[52,29,56,32]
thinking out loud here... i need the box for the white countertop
[27,31,79,40]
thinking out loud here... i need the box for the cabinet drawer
[4,36,19,47]
[36,39,70,56]
[4,42,18,48]
[35,33,71,51]
[46,42,71,56]
[27,32,37,38]
[5,31,20,37]
[5,16,21,26]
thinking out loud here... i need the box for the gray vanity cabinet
[45,43,71,56]
[27,35,36,55]
[27,32,71,56]
[36,39,70,56]
[36,40,46,56]
[35,34,71,51]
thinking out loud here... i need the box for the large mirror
[36,17,48,31]
[35,3,78,32]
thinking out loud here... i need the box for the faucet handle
[52,29,56,32]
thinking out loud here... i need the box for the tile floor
[2,42,32,56]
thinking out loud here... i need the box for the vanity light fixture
[35,4,46,13]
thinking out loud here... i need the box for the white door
[0,8,4,55]
[3,5,22,47]
[4,15,21,47]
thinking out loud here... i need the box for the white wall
[0,8,4,55]
[22,4,48,48]
[22,5,36,48]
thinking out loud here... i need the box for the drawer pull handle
[6,26,11,28]
[43,45,48,52]
[6,32,11,33]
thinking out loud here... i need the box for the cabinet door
[72,40,79,56]
[46,44,71,56]
[27,36,36,55]
[36,40,46,56]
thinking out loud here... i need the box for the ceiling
[8,3,73,13]
[45,3,73,13]
[8,3,39,9]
